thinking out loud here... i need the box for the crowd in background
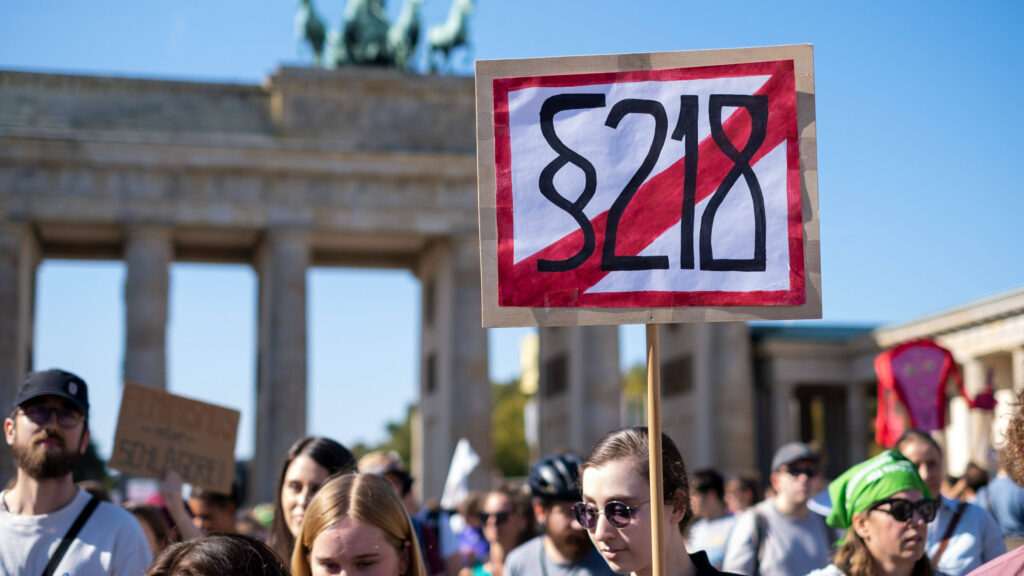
[3,368,1024,576]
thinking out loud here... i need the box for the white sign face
[477,47,820,327]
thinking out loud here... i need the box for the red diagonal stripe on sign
[498,65,797,307]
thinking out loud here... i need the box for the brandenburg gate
[0,67,508,500]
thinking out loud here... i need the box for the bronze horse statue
[427,0,474,71]
[295,0,327,67]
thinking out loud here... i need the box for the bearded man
[1,369,151,575]
[505,453,614,576]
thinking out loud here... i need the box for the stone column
[693,323,714,467]
[948,358,987,474]
[966,359,991,468]
[571,326,620,452]
[251,230,309,503]
[538,325,619,456]
[123,227,172,389]
[714,323,756,472]
[846,381,867,465]
[1013,348,1024,392]
[991,348,1024,453]
[0,222,40,483]
[416,236,490,501]
[771,379,796,453]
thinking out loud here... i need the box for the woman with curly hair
[808,450,936,576]
[967,386,1024,575]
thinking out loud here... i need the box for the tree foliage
[72,440,111,485]
[375,404,414,466]
[492,379,528,477]
[622,364,647,427]
[369,380,530,479]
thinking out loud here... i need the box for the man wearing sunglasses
[722,442,835,576]
[1,369,152,575]
[504,453,614,576]
[896,429,1005,576]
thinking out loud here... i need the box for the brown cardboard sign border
[476,45,820,327]
[109,382,240,494]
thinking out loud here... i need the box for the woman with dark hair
[145,533,289,576]
[266,436,357,562]
[895,429,1004,575]
[808,450,936,576]
[125,501,172,556]
[292,473,427,576]
[577,426,739,576]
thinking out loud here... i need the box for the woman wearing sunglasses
[460,487,535,576]
[809,449,937,576]
[578,427,740,576]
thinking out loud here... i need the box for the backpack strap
[752,509,768,576]
[983,488,995,519]
[932,501,968,569]
[42,495,100,576]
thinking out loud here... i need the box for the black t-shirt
[691,550,743,576]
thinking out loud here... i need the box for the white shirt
[0,488,153,576]
[928,496,1005,576]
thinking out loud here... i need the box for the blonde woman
[292,473,427,576]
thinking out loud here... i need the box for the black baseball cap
[14,369,89,416]
[771,441,818,472]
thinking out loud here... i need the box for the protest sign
[110,382,239,494]
[477,45,820,327]
[874,340,969,448]
[477,45,820,576]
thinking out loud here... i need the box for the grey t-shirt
[504,536,614,576]
[721,500,832,576]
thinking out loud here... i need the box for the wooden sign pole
[646,324,666,576]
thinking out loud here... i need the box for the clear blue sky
[3,1,1023,461]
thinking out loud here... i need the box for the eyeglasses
[20,404,84,429]
[479,511,510,525]
[572,500,648,531]
[783,466,819,478]
[869,498,938,523]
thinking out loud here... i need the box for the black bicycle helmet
[528,453,583,501]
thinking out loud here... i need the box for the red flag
[874,340,962,448]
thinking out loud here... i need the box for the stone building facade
[630,288,1024,481]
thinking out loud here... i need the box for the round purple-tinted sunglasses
[572,500,648,531]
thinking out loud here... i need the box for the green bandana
[826,450,931,533]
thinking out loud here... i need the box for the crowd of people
[3,367,1024,576]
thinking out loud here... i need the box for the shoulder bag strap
[752,509,768,576]
[932,501,968,568]
[42,495,100,576]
